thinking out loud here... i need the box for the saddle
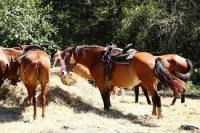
[18,45,44,61]
[23,44,44,54]
[101,44,137,81]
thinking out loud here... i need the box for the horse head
[60,45,104,77]
[1,47,22,85]
[9,57,21,85]
[60,46,77,76]
[52,49,62,67]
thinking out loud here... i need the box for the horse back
[159,54,188,73]
[20,50,50,86]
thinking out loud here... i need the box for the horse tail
[28,59,40,86]
[175,59,193,81]
[34,60,40,82]
[154,58,185,97]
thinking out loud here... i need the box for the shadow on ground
[0,106,23,122]
[45,86,158,128]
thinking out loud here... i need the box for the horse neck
[3,48,23,59]
[75,47,104,71]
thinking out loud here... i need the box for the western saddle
[101,44,137,81]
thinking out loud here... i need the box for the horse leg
[101,91,111,110]
[181,94,185,103]
[171,89,185,105]
[26,84,37,119]
[41,84,47,118]
[0,79,3,87]
[150,89,162,118]
[25,86,32,105]
[181,89,185,103]
[171,98,176,105]
[32,88,37,120]
[134,86,139,103]
[141,87,151,105]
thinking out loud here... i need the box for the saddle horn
[123,43,133,53]
[110,42,117,47]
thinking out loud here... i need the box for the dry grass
[0,68,199,133]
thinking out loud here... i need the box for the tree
[0,0,59,53]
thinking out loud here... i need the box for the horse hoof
[104,108,109,111]
[42,114,45,118]
[152,111,157,116]
[104,107,110,111]
[33,115,37,120]
[157,114,163,119]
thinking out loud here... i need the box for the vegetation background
[0,0,200,87]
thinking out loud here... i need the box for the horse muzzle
[60,65,71,77]
[11,81,17,86]
[60,59,71,77]
[60,69,68,77]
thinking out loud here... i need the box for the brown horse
[60,45,192,118]
[0,47,22,86]
[53,50,152,104]
[19,45,50,119]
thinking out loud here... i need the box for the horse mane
[62,45,105,58]
[78,45,104,48]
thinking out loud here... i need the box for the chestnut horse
[19,45,50,119]
[53,49,152,104]
[0,47,22,86]
[60,45,193,118]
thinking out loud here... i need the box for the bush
[0,0,59,53]
[190,68,200,85]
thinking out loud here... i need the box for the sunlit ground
[0,68,199,133]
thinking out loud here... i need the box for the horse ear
[57,49,61,53]
[17,44,24,50]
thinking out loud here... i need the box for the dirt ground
[0,72,199,133]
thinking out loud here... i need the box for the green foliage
[0,0,59,53]
[190,68,200,85]
[41,0,121,46]
[1,0,200,83]
[118,1,167,50]
[186,81,200,95]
